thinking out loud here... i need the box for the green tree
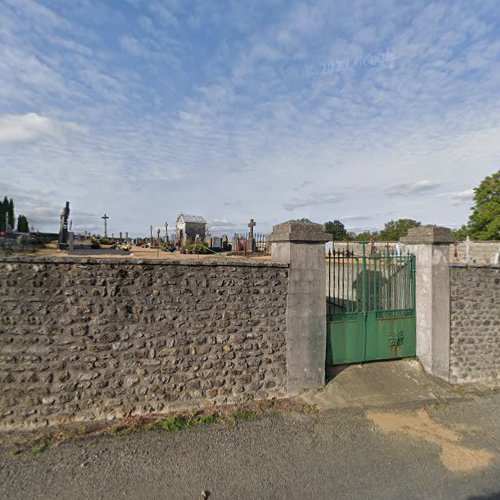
[0,198,5,232]
[355,230,379,241]
[8,198,14,230]
[324,220,348,241]
[465,171,500,240]
[379,219,421,241]
[453,225,468,241]
[17,215,30,233]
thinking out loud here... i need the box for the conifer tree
[0,198,6,232]
[17,215,30,233]
[8,198,14,230]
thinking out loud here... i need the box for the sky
[0,0,499,237]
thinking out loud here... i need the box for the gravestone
[58,202,70,250]
[232,234,240,252]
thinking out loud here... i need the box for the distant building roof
[176,213,206,224]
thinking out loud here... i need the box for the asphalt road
[1,393,500,500]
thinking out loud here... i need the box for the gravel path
[2,394,500,500]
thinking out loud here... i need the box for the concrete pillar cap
[268,220,330,243]
[401,225,455,245]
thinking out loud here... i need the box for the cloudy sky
[1,0,499,236]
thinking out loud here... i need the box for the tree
[464,171,500,240]
[453,225,468,241]
[17,215,30,233]
[324,220,348,241]
[0,198,5,232]
[0,197,13,232]
[355,230,379,241]
[8,198,14,230]
[379,219,421,241]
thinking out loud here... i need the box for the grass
[145,414,219,432]
[4,400,298,456]
[234,409,254,421]
[108,423,146,435]
[429,393,449,411]
[108,426,127,436]
[195,415,218,425]
[302,402,319,414]
[30,440,49,456]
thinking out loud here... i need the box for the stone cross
[248,218,256,252]
[102,214,109,238]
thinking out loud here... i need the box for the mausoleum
[175,213,207,246]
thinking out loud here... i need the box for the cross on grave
[102,214,109,238]
[248,218,256,252]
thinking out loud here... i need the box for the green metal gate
[326,245,416,365]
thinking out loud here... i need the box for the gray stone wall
[328,241,500,264]
[450,241,500,265]
[0,257,288,430]
[449,264,500,384]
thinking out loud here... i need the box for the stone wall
[0,257,288,430]
[327,241,500,264]
[449,264,500,384]
[450,241,500,265]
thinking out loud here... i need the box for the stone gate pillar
[269,221,330,394]
[402,226,455,380]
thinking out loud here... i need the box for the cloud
[438,189,474,206]
[284,192,345,211]
[0,113,85,144]
[340,214,375,222]
[384,180,444,196]
[293,180,313,191]
[208,221,238,232]
[118,36,143,57]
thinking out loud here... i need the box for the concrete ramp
[301,360,458,410]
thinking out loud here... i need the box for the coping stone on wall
[0,255,288,268]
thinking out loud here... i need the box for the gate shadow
[325,363,350,383]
